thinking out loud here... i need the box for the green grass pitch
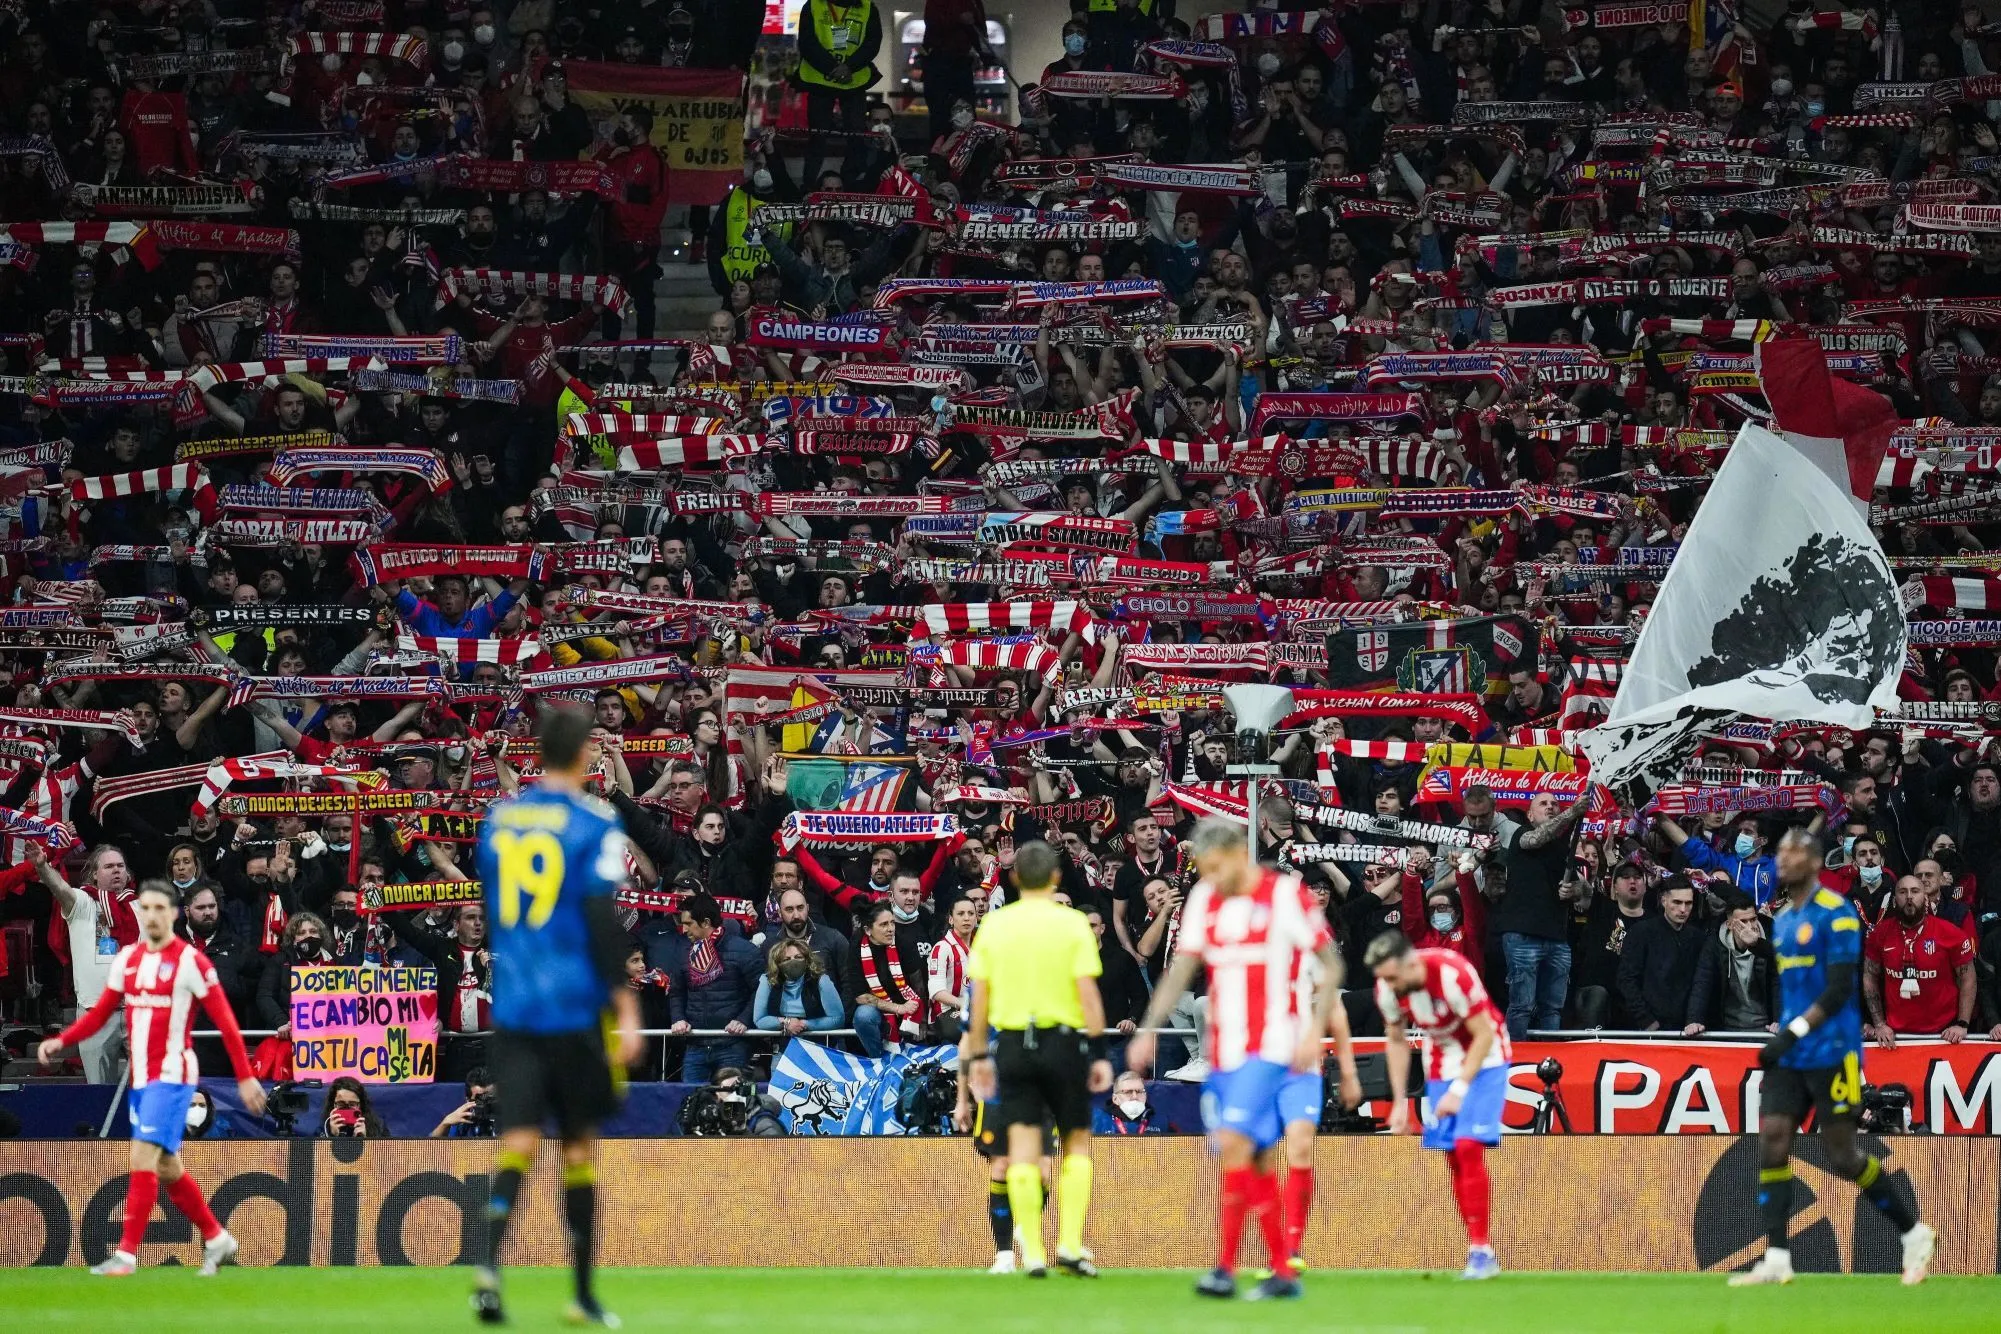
[1,1266,1996,1333]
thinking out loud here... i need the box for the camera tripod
[1530,1071,1572,1134]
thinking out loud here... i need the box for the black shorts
[973,1097,1058,1160]
[993,1027,1093,1138]
[1762,1054,1864,1126]
[489,1025,621,1139]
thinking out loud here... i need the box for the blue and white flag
[768,1038,958,1136]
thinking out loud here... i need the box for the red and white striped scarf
[614,436,763,470]
[920,639,1062,684]
[189,756,369,819]
[561,413,725,438]
[914,601,1098,643]
[66,463,208,501]
[395,634,544,665]
[1556,656,1623,731]
[452,945,492,1031]
[856,939,922,1039]
[436,267,631,315]
[185,357,379,393]
[1902,577,2001,612]
[285,32,428,66]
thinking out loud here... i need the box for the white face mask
[355,71,375,87]
[1859,864,1883,885]
[1116,1098,1146,1120]
[951,108,974,130]
[321,53,344,73]
[1430,910,1455,933]
[891,903,918,923]
[473,23,496,44]
[185,1099,210,1132]
[1257,54,1281,78]
[752,169,773,192]
[442,40,465,64]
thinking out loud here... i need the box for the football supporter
[1861,875,1977,1047]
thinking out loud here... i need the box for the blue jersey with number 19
[475,785,630,1035]
[1771,885,1864,1071]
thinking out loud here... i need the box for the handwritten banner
[289,964,439,1084]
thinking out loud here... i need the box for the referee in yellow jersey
[962,840,1114,1278]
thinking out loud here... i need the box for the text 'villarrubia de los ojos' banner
[556,61,746,207]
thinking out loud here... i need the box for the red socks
[1219,1166,1294,1278]
[1249,1171,1290,1278]
[1447,1143,1491,1248]
[121,1171,159,1256]
[1281,1167,1314,1263]
[165,1171,223,1242]
[1218,1166,1254,1273]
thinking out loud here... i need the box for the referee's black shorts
[994,1027,1093,1138]
[489,1024,621,1139]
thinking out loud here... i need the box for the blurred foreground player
[1731,828,1936,1287]
[37,873,267,1276]
[473,708,643,1325]
[1368,930,1508,1280]
[1128,817,1356,1301]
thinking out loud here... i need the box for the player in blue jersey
[1731,828,1936,1287]
[471,707,642,1326]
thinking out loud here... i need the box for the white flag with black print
[1577,421,1906,804]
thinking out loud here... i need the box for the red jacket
[592,142,669,249]
[120,88,197,176]
[467,307,599,405]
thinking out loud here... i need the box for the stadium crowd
[7,0,2001,1115]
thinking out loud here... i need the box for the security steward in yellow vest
[962,839,1113,1278]
[794,0,883,189]
[706,169,794,296]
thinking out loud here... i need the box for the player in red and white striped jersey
[39,881,267,1277]
[1369,933,1512,1280]
[1128,818,1359,1301]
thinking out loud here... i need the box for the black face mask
[293,937,324,961]
[331,908,359,929]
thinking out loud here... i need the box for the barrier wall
[3,1136,1996,1272]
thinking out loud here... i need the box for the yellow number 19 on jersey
[492,829,565,929]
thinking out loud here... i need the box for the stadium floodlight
[1222,684,1294,862]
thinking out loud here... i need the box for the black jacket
[383,910,489,1032]
[1616,914,1707,1030]
[1687,928,1779,1031]
[179,919,256,1022]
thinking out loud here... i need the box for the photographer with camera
[319,1076,388,1138]
[431,1067,499,1139]
[676,1065,783,1137]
